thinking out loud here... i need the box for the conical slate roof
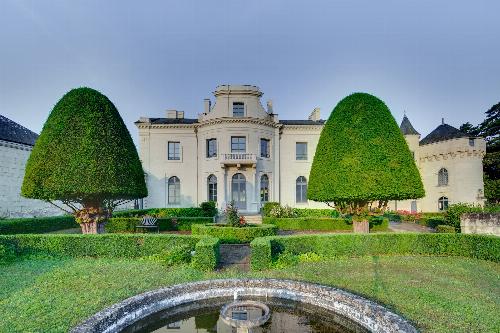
[400,115,420,135]
[419,123,468,146]
[0,114,38,146]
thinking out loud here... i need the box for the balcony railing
[220,153,257,168]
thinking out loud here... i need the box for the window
[296,142,307,160]
[206,138,217,158]
[168,141,181,160]
[438,168,448,186]
[260,138,270,158]
[469,138,475,146]
[260,174,269,202]
[207,174,217,202]
[231,136,246,153]
[233,102,244,117]
[438,196,449,211]
[296,176,308,203]
[168,176,180,204]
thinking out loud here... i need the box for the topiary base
[353,220,369,233]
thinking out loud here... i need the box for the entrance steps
[242,214,262,224]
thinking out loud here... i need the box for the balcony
[220,153,257,168]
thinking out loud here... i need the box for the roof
[136,118,199,125]
[0,114,39,146]
[279,119,325,125]
[419,123,468,145]
[399,115,420,135]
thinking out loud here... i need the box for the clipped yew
[22,87,147,234]
[308,93,424,232]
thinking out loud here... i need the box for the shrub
[0,216,78,234]
[0,243,15,264]
[369,216,389,231]
[436,225,456,233]
[445,203,483,231]
[106,217,213,233]
[200,201,218,217]
[192,224,278,244]
[418,216,445,228]
[396,210,422,222]
[250,233,500,270]
[223,201,242,227]
[113,207,214,218]
[308,93,424,209]
[269,205,297,218]
[192,237,219,271]
[262,202,280,217]
[293,208,340,218]
[141,244,192,266]
[273,251,299,269]
[263,217,351,231]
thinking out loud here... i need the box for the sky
[0,0,498,143]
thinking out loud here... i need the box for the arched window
[168,176,180,204]
[207,174,217,202]
[438,196,449,211]
[296,176,308,203]
[438,168,448,186]
[260,174,269,202]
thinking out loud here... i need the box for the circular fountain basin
[71,279,418,333]
[220,300,271,329]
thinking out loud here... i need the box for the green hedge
[263,217,351,231]
[418,216,445,228]
[192,224,278,244]
[192,237,219,271]
[113,206,216,218]
[0,234,199,258]
[263,216,389,231]
[436,225,456,233]
[106,217,213,233]
[250,233,500,270]
[0,216,78,234]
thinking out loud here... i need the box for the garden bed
[191,224,278,243]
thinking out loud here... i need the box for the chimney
[166,110,184,119]
[441,118,445,125]
[204,98,211,114]
[308,107,321,121]
[267,100,273,114]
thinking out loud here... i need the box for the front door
[231,173,246,210]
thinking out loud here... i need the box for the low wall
[461,213,500,236]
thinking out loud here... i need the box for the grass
[0,255,498,332]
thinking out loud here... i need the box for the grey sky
[1,0,498,142]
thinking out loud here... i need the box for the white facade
[136,85,485,213]
[0,139,60,217]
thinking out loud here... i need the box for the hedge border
[192,237,219,271]
[250,233,500,270]
[263,217,389,232]
[192,224,278,244]
[0,216,78,234]
[106,217,213,233]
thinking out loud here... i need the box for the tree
[460,102,499,204]
[22,87,147,233]
[308,93,425,232]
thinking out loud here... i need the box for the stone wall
[461,213,500,236]
[0,140,60,218]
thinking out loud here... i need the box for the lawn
[0,255,498,332]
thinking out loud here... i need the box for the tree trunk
[353,220,370,233]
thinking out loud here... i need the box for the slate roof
[135,118,199,125]
[279,119,325,125]
[419,123,468,146]
[0,114,39,146]
[399,115,420,135]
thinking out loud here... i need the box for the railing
[221,153,257,161]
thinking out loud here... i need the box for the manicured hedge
[113,207,215,218]
[418,216,445,228]
[436,225,456,233]
[192,224,278,244]
[106,217,213,233]
[292,208,340,218]
[250,233,500,270]
[0,234,200,258]
[0,216,78,234]
[263,217,351,231]
[192,237,219,271]
[263,216,389,231]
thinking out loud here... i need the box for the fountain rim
[70,278,419,333]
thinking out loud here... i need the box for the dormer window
[232,102,244,117]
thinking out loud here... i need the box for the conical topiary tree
[308,92,424,232]
[22,87,147,233]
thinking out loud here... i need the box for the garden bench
[135,216,159,233]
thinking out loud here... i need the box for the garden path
[389,221,434,233]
